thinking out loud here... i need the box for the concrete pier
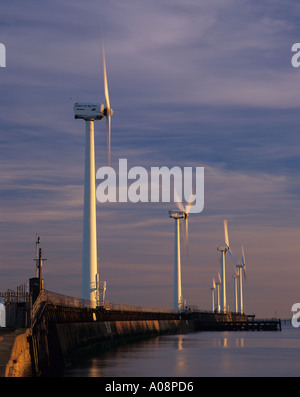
[0,289,280,377]
[0,328,31,377]
[2,311,198,376]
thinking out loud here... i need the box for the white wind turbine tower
[217,220,235,313]
[210,278,216,313]
[236,246,246,314]
[215,272,221,313]
[73,40,113,305]
[232,269,239,313]
[169,197,192,311]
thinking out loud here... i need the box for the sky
[1,0,300,318]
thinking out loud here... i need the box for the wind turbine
[236,246,246,314]
[232,269,239,313]
[215,272,221,313]
[169,196,192,311]
[73,39,113,305]
[217,220,235,313]
[210,278,216,313]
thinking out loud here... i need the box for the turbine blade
[224,220,229,247]
[186,216,189,239]
[101,33,113,166]
[106,115,111,166]
[174,189,185,211]
[241,245,246,265]
[181,216,189,257]
[228,249,237,265]
[212,277,216,289]
[176,201,185,212]
[184,217,189,256]
[243,265,247,281]
[185,191,194,214]
[102,41,110,110]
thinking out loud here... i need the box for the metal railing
[100,300,175,314]
[2,286,224,326]
[0,285,30,305]
[248,317,281,322]
[31,289,176,315]
[36,289,91,308]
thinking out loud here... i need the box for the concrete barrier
[1,302,248,377]
[55,318,196,370]
[4,329,32,377]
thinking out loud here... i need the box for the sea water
[63,323,299,377]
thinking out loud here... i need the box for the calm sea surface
[63,323,300,377]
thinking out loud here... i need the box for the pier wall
[4,329,32,377]
[2,302,249,377]
[55,318,195,369]
[6,303,199,376]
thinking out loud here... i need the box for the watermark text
[291,303,300,327]
[96,159,204,213]
[291,43,300,68]
[0,43,5,67]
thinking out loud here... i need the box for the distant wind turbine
[215,272,221,313]
[169,194,193,311]
[73,37,113,305]
[217,220,235,313]
[210,278,216,313]
[236,246,246,314]
[232,268,239,313]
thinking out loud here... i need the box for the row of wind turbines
[169,202,247,314]
[211,220,247,314]
[73,35,247,314]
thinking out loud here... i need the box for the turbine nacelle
[73,102,104,121]
[169,210,188,220]
[217,246,228,253]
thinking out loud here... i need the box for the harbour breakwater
[2,290,279,377]
[2,301,247,376]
